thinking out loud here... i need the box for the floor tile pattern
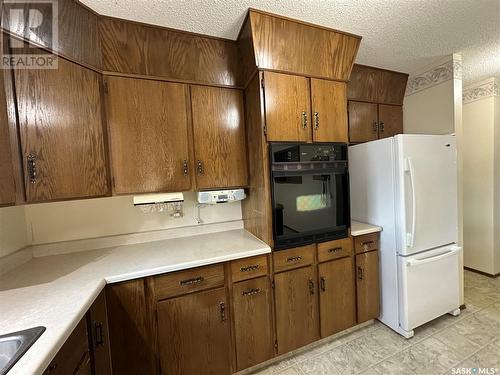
[251,270,500,375]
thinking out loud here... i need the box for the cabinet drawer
[154,264,224,300]
[231,255,268,282]
[354,233,379,254]
[317,237,352,262]
[273,244,315,273]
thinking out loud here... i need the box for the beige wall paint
[403,80,455,135]
[463,96,495,274]
[24,192,242,245]
[0,206,28,257]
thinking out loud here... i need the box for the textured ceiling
[81,0,500,85]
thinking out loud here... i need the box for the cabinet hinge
[271,280,275,289]
[260,75,264,89]
[263,124,267,136]
[103,80,108,94]
[274,340,278,351]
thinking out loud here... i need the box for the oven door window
[272,172,349,239]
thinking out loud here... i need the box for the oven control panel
[271,143,347,163]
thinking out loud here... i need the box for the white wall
[403,80,455,134]
[463,96,495,274]
[0,206,28,257]
[24,192,242,245]
[495,95,500,274]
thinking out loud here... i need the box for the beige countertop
[0,229,270,375]
[351,220,383,236]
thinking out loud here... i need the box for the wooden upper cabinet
[318,257,356,337]
[105,76,192,194]
[348,101,378,143]
[311,79,348,142]
[274,265,319,354]
[14,57,109,202]
[191,86,248,189]
[378,104,403,139]
[356,250,380,323]
[157,287,232,375]
[0,72,16,206]
[263,72,311,142]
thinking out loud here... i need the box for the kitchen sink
[0,326,45,375]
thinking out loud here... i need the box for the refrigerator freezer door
[398,245,461,332]
[395,134,458,256]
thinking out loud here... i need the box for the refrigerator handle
[406,246,461,267]
[405,157,416,248]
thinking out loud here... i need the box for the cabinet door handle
[320,276,326,292]
[328,247,343,253]
[219,302,226,322]
[357,266,364,280]
[308,279,315,295]
[379,122,385,133]
[179,276,204,286]
[362,240,375,251]
[240,264,259,272]
[27,153,37,184]
[196,160,204,175]
[372,121,378,133]
[94,322,104,347]
[183,160,189,176]
[242,288,261,297]
[301,111,308,129]
[314,112,319,130]
[286,255,303,263]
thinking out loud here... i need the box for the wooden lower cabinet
[356,250,380,323]
[232,276,274,370]
[43,318,90,375]
[88,291,112,375]
[274,265,319,355]
[156,287,232,375]
[318,257,356,337]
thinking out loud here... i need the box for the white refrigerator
[349,134,461,338]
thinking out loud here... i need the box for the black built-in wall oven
[270,143,350,250]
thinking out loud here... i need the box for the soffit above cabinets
[79,0,500,85]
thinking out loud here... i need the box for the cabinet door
[232,277,274,370]
[356,250,380,323]
[43,318,89,375]
[157,287,231,375]
[191,86,248,189]
[311,79,348,142]
[274,266,319,354]
[263,72,311,142]
[378,104,403,139]
[89,291,112,375]
[106,77,192,194]
[0,72,15,206]
[318,257,355,337]
[348,101,378,143]
[15,57,109,202]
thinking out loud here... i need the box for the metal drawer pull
[196,160,204,175]
[27,153,37,184]
[242,288,261,297]
[219,302,226,322]
[328,247,343,253]
[320,276,326,292]
[286,256,303,262]
[240,264,259,272]
[94,322,104,346]
[357,266,364,280]
[379,122,385,133]
[179,276,204,286]
[314,112,319,130]
[301,111,308,129]
[372,121,378,133]
[183,160,189,176]
[362,240,375,250]
[308,279,315,295]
